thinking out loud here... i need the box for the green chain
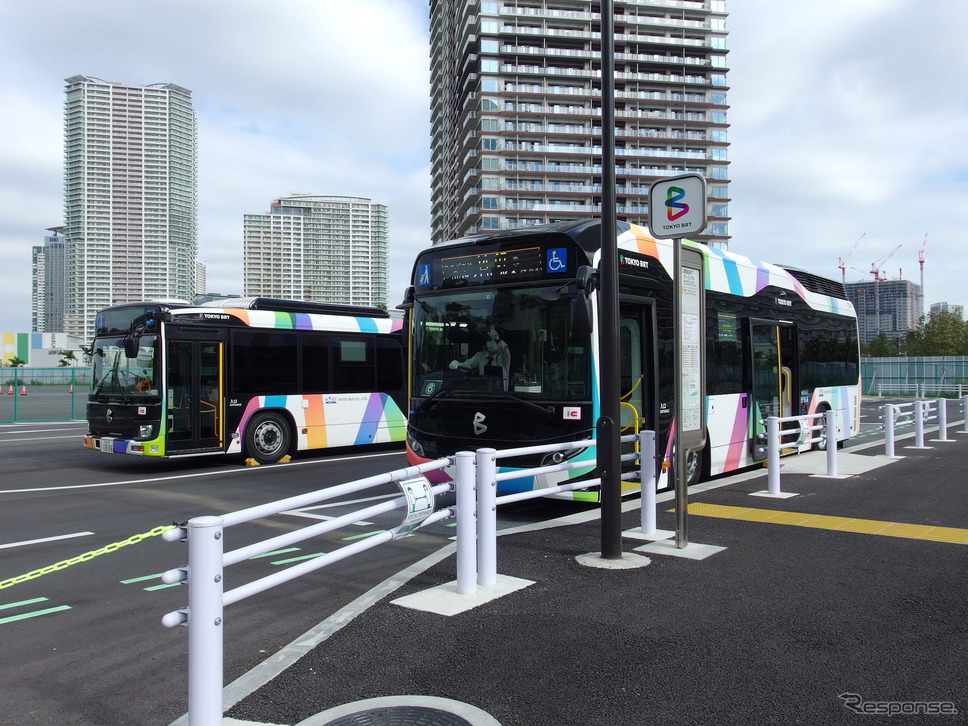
[0,524,177,590]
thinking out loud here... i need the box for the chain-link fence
[0,367,90,423]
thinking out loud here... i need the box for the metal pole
[963,396,968,434]
[454,451,477,596]
[639,430,656,535]
[937,398,951,441]
[825,410,837,477]
[597,0,622,560]
[475,448,498,587]
[915,399,925,448]
[767,416,781,496]
[187,516,224,726]
[884,404,895,457]
[674,238,688,547]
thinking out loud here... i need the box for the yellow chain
[0,524,176,590]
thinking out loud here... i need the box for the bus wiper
[498,391,555,418]
[412,380,460,413]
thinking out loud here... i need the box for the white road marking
[0,531,95,550]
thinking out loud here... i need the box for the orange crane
[837,233,865,284]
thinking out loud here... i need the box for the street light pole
[597,0,622,560]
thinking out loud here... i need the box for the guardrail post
[884,404,896,457]
[914,400,925,448]
[475,448,498,588]
[963,396,968,434]
[638,430,656,535]
[454,451,477,596]
[187,515,224,726]
[767,416,782,496]
[935,398,954,442]
[825,410,837,476]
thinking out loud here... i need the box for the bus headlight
[139,424,154,439]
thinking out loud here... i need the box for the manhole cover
[322,705,474,726]
[300,696,502,726]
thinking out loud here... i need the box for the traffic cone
[6,384,12,395]
[68,384,74,394]
[20,385,27,396]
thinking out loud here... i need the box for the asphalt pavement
[174,425,968,726]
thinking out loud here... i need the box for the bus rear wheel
[246,412,291,464]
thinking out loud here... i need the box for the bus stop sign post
[648,174,707,549]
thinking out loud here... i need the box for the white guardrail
[162,431,657,726]
[880,397,964,456]
[762,410,839,497]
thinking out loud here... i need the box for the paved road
[0,426,452,726]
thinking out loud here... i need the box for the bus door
[619,301,656,483]
[166,331,225,453]
[748,320,795,461]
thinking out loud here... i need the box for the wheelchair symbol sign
[546,248,567,273]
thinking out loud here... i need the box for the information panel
[678,247,706,449]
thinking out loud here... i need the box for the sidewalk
[208,435,968,725]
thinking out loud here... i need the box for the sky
[0,0,966,337]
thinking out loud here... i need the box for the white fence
[762,411,838,496]
[880,397,965,456]
[163,431,655,726]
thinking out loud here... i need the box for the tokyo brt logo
[665,186,689,221]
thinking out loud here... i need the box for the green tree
[7,356,26,367]
[58,350,78,367]
[905,311,968,356]
[864,333,896,357]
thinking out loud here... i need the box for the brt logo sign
[665,186,689,221]
[648,174,707,239]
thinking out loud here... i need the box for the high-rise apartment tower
[243,194,389,309]
[32,226,66,333]
[429,0,730,245]
[63,76,198,340]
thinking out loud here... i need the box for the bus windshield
[91,335,159,398]
[411,286,591,402]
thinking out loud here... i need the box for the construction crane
[918,233,927,295]
[869,244,901,282]
[837,233,865,284]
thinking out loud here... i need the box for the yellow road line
[684,503,968,545]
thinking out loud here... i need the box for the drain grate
[322,705,474,726]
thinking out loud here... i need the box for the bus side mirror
[124,336,140,359]
[571,296,593,336]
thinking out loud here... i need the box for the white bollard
[187,515,224,726]
[963,396,968,434]
[767,416,782,496]
[638,430,657,535]
[454,451,477,596]
[825,410,837,477]
[937,398,953,442]
[915,400,925,448]
[884,404,896,457]
[475,448,498,588]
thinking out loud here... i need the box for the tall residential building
[428,0,730,245]
[845,279,922,345]
[63,75,198,340]
[930,302,964,320]
[243,194,389,308]
[31,226,66,332]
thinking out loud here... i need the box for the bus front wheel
[245,412,292,464]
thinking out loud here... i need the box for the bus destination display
[431,246,546,288]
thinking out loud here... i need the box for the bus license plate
[99,438,115,453]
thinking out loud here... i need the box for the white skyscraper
[243,194,389,309]
[63,76,198,340]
